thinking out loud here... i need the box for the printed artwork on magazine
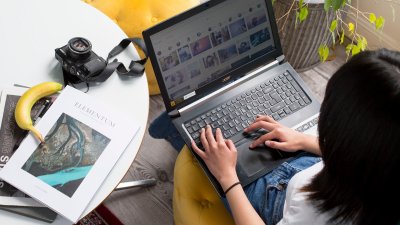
[22,113,110,198]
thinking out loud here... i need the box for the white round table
[0,0,149,224]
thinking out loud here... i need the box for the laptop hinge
[168,109,180,118]
[277,55,285,64]
[177,59,280,115]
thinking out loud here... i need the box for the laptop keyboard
[184,71,311,145]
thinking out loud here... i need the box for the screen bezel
[143,0,283,113]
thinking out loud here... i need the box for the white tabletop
[0,0,149,224]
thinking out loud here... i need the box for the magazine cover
[0,86,54,168]
[0,86,58,223]
[0,86,50,207]
[0,86,140,223]
[0,86,29,168]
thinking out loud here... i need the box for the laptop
[143,0,320,197]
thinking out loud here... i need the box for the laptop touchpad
[236,139,281,177]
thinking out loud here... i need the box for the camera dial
[67,37,92,60]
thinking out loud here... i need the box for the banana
[15,81,63,143]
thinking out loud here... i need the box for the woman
[192,49,400,225]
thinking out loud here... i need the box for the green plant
[275,0,395,62]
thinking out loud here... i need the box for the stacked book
[0,85,140,223]
[0,85,57,223]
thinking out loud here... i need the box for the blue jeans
[223,152,320,225]
[149,111,320,224]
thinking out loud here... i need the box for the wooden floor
[103,46,346,225]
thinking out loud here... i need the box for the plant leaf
[319,45,329,62]
[299,7,309,22]
[348,22,355,33]
[357,36,367,51]
[299,0,304,8]
[340,31,345,44]
[346,44,354,55]
[352,45,361,56]
[345,43,361,56]
[369,13,376,23]
[376,16,385,30]
[362,37,368,51]
[331,0,343,11]
[324,0,332,12]
[362,37,368,50]
[329,20,338,32]
[272,0,276,5]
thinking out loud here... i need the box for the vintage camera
[55,37,107,84]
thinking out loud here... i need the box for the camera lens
[67,37,92,60]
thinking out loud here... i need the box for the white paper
[0,86,140,223]
[0,193,45,207]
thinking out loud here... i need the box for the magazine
[0,86,58,222]
[0,86,54,168]
[0,86,51,207]
[0,86,28,168]
[0,85,141,223]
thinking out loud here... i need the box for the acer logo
[222,76,231,82]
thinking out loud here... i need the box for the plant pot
[273,0,335,71]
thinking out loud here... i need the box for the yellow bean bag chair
[173,146,235,225]
[84,0,200,95]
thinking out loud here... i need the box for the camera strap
[84,37,148,83]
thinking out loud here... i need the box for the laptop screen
[145,0,281,111]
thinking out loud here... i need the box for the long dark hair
[302,49,400,225]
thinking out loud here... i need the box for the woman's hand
[191,125,239,189]
[245,115,320,154]
[193,126,266,225]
